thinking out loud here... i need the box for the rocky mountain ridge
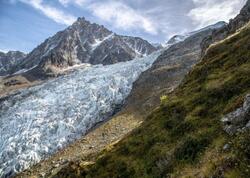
[0,51,26,76]
[164,21,226,48]
[201,0,250,55]
[5,17,156,77]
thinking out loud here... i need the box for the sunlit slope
[54,23,250,178]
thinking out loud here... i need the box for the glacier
[0,51,161,177]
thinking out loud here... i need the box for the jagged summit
[70,17,112,37]
[76,17,87,23]
[2,17,157,77]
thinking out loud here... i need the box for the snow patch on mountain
[0,51,161,177]
[163,21,227,47]
[163,35,188,48]
[91,33,114,51]
[126,42,147,57]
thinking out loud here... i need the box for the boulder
[221,94,250,135]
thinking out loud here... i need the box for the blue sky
[0,0,247,53]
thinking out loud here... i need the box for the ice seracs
[0,51,161,177]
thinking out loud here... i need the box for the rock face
[222,94,250,135]
[0,51,26,76]
[121,22,224,116]
[201,0,250,55]
[10,17,156,77]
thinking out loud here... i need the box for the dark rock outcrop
[3,79,24,86]
[201,0,250,56]
[222,94,250,135]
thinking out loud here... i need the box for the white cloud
[58,0,70,6]
[57,0,157,34]
[17,0,158,36]
[58,0,87,6]
[15,0,247,43]
[20,0,76,25]
[88,1,158,35]
[189,0,247,28]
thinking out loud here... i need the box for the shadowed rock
[222,94,250,135]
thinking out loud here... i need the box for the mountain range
[0,51,26,76]
[1,1,250,177]
[8,9,232,178]
[0,17,157,77]
[45,1,250,177]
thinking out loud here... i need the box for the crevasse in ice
[0,51,161,177]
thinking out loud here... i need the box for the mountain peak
[71,16,90,27]
[71,17,112,35]
[0,50,26,58]
[77,17,86,22]
[6,50,26,56]
[2,16,156,77]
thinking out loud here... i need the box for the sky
[0,0,247,53]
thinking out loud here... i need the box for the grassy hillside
[53,23,250,178]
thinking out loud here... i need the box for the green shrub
[170,121,194,138]
[174,134,211,163]
[160,95,169,105]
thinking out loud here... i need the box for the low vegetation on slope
[53,23,250,178]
